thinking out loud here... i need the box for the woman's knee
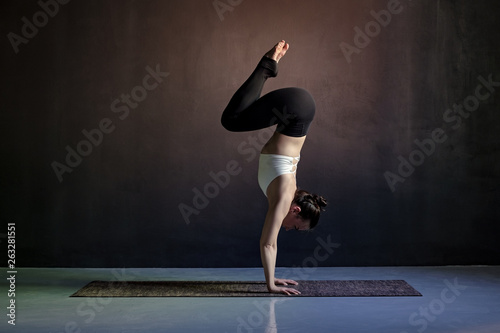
[221,114,235,132]
[279,88,316,120]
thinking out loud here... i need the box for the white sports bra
[258,154,300,196]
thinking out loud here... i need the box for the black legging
[221,56,316,137]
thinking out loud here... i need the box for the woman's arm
[260,203,283,291]
[260,179,301,295]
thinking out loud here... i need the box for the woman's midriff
[261,131,305,157]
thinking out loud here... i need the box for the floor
[2,266,499,333]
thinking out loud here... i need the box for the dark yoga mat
[71,280,422,297]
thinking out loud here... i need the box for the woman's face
[282,205,310,231]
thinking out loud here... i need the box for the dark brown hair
[292,189,327,229]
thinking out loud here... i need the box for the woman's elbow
[260,241,277,250]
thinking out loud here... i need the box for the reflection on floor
[1,266,499,332]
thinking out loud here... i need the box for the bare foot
[265,40,289,63]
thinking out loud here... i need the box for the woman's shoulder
[266,175,296,206]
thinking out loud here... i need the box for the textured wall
[1,0,499,267]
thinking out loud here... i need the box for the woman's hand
[271,278,300,295]
[268,284,301,296]
[274,278,298,286]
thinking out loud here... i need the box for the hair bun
[293,189,326,229]
[313,195,327,210]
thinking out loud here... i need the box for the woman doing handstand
[221,40,327,295]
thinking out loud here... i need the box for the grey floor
[1,266,499,333]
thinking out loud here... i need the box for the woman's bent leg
[221,56,280,132]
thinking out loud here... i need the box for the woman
[221,40,327,295]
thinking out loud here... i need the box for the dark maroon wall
[1,0,499,267]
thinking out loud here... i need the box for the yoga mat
[71,280,422,297]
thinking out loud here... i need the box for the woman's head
[292,189,327,230]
